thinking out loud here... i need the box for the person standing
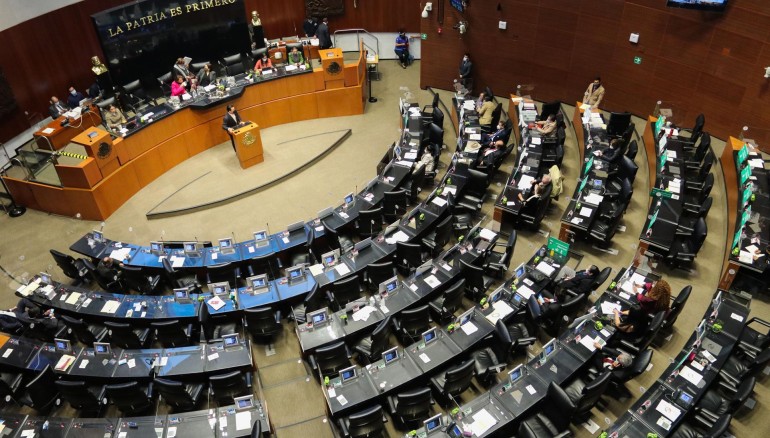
[459,53,473,91]
[583,77,605,108]
[222,105,242,152]
[395,31,409,68]
[316,17,332,50]
[303,17,318,38]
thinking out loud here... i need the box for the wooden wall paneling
[659,16,714,71]
[290,92,320,121]
[618,4,669,58]
[717,7,770,41]
[703,52,753,90]
[132,147,167,188]
[317,86,363,118]
[92,163,142,219]
[158,135,191,171]
[710,29,762,65]
[2,177,39,210]
[578,0,626,21]
[63,187,105,220]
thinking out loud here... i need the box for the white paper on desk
[65,292,81,305]
[584,193,604,205]
[668,183,680,194]
[731,312,744,322]
[380,305,389,314]
[431,197,447,207]
[601,302,622,315]
[486,301,514,325]
[109,248,131,261]
[419,353,430,363]
[79,359,89,369]
[444,186,457,195]
[335,264,351,276]
[2,349,13,358]
[479,228,497,241]
[535,261,555,276]
[82,298,92,308]
[461,322,478,335]
[656,399,682,421]
[127,359,136,368]
[424,275,441,288]
[471,409,497,436]
[282,237,290,244]
[517,285,535,300]
[308,264,325,276]
[749,158,765,169]
[579,207,593,217]
[207,296,226,311]
[101,300,121,314]
[327,387,336,397]
[619,291,631,300]
[631,273,646,285]
[235,411,251,430]
[517,175,535,190]
[408,283,419,292]
[211,252,219,260]
[571,217,583,224]
[336,395,348,406]
[118,432,127,438]
[352,306,376,322]
[746,244,760,254]
[385,230,410,245]
[159,356,168,366]
[208,353,219,361]
[170,256,184,268]
[167,427,177,438]
[739,250,754,264]
[339,211,350,219]
[579,336,597,352]
[531,137,542,145]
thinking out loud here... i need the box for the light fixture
[422,2,432,18]
[764,67,770,79]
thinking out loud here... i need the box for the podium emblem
[243,132,256,146]
[97,141,112,159]
[326,61,342,76]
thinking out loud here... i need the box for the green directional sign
[737,145,748,165]
[421,33,427,40]
[634,56,642,64]
[547,236,570,258]
[650,188,673,200]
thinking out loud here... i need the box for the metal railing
[332,28,380,59]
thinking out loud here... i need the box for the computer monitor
[174,287,192,303]
[378,276,399,297]
[382,347,399,365]
[234,395,255,411]
[514,263,526,280]
[488,287,504,304]
[508,364,524,385]
[39,272,52,285]
[321,249,340,268]
[287,221,305,233]
[223,333,239,348]
[394,145,403,160]
[573,319,588,335]
[712,290,723,313]
[183,242,201,257]
[541,339,556,359]
[339,365,357,383]
[424,414,443,434]
[54,338,72,353]
[253,230,269,247]
[457,308,474,326]
[343,192,355,206]
[695,319,707,344]
[208,282,230,296]
[422,328,438,346]
[150,241,164,255]
[354,238,372,253]
[308,308,328,327]
[675,390,695,408]
[218,238,234,253]
[92,230,104,243]
[247,274,269,293]
[94,342,111,356]
[286,265,305,284]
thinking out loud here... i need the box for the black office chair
[121,79,153,113]
[518,382,576,438]
[432,106,445,130]
[669,413,731,438]
[396,241,426,275]
[428,279,465,323]
[563,370,613,423]
[82,258,121,292]
[519,184,553,229]
[221,54,246,76]
[607,112,632,138]
[430,359,475,404]
[104,381,154,416]
[251,420,262,438]
[386,387,434,429]
[50,249,86,285]
[679,113,706,146]
[250,48,268,66]
[154,378,204,412]
[105,321,152,349]
[119,264,162,294]
[403,164,426,205]
[455,169,489,214]
[322,221,355,254]
[151,319,194,347]
[338,404,386,438]
[460,259,494,302]
[480,103,502,134]
[308,341,352,379]
[483,231,516,278]
[597,178,632,220]
[685,150,714,186]
[19,365,58,414]
[495,318,537,361]
[199,304,239,342]
[290,283,322,324]
[365,261,396,292]
[54,380,106,415]
[696,376,755,422]
[209,371,252,406]
[206,262,242,289]
[736,317,770,360]
[665,218,707,268]
[327,275,363,309]
[392,304,431,345]
[60,314,108,344]
[0,372,24,406]
[677,197,712,235]
[190,61,210,74]
[615,155,638,183]
[422,92,440,117]
[383,190,408,223]
[423,122,445,161]
[719,347,770,389]
[354,316,392,364]
[539,101,561,121]
[96,97,120,127]
[162,257,199,290]
[422,215,452,257]
[660,285,692,333]
[357,207,383,239]
[685,133,712,170]
[243,307,282,342]
[157,72,173,96]
[588,207,624,248]
[600,348,654,398]
[625,139,638,160]
[527,295,561,339]
[619,311,666,355]
[291,232,316,266]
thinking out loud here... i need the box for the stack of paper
[352,306,377,322]
[65,292,82,305]
[535,262,555,276]
[517,285,535,300]
[109,248,131,261]
[600,302,622,315]
[583,193,604,205]
[385,231,410,245]
[517,175,535,190]
[470,409,497,436]
[208,296,226,311]
[101,300,121,314]
[55,355,76,372]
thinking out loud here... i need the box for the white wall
[0,0,83,32]
[332,32,422,60]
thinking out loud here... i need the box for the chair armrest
[718,369,740,388]
[325,291,335,303]
[184,323,194,337]
[274,310,282,323]
[146,382,154,399]
[695,407,719,423]
[692,412,715,430]
[95,385,108,403]
[245,372,253,389]
[386,395,398,414]
[308,354,318,371]
[565,287,579,298]
[338,419,350,438]
[618,340,640,355]
[516,337,537,348]
[717,379,739,395]
[553,430,572,438]
[345,344,353,359]
[391,318,402,332]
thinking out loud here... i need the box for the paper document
[485,301,514,325]
[424,275,441,288]
[207,296,226,311]
[65,292,81,305]
[517,285,535,300]
[101,300,121,314]
[656,400,682,421]
[580,104,590,110]
[308,264,325,276]
[535,262,555,276]
[352,306,377,322]
[334,264,351,276]
[579,336,597,352]
[530,137,542,145]
[235,411,252,431]
[109,248,131,261]
[579,207,593,217]
[739,250,753,264]
[680,366,703,386]
[431,197,447,207]
[479,228,497,241]
[42,128,55,134]
[517,175,535,190]
[470,409,497,436]
[584,193,604,205]
[600,301,622,315]
[385,230,410,245]
[170,256,184,267]
[571,217,582,224]
[461,322,478,335]
[404,151,418,160]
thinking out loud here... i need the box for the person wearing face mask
[483,121,508,148]
[394,31,409,68]
[66,86,85,108]
[49,96,68,118]
[459,53,473,90]
[583,76,605,107]
[254,53,273,73]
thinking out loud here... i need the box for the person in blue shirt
[67,86,85,108]
[395,31,409,68]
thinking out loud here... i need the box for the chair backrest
[591,267,613,292]
[209,370,247,403]
[314,341,351,376]
[105,321,141,349]
[663,285,692,329]
[151,320,188,347]
[441,360,475,396]
[428,123,443,146]
[460,259,485,295]
[639,311,666,349]
[244,307,279,335]
[61,314,97,344]
[357,207,383,238]
[55,380,98,409]
[303,283,323,314]
[347,404,385,438]
[154,378,193,406]
[207,262,239,288]
[691,218,708,253]
[96,96,116,111]
[441,279,466,313]
[540,101,561,120]
[700,172,715,198]
[251,48,267,61]
[573,371,612,418]
[626,139,638,160]
[490,103,503,128]
[398,304,431,335]
[607,112,632,138]
[527,295,543,321]
[223,53,242,65]
[541,382,577,432]
[706,414,732,437]
[50,249,80,280]
[730,376,756,412]
[25,365,58,412]
[395,387,432,419]
[748,347,770,376]
[368,316,392,358]
[432,215,453,249]
[407,165,426,202]
[698,196,713,218]
[383,190,407,216]
[396,242,423,272]
[618,349,653,382]
[503,230,517,257]
[466,168,490,196]
[332,275,362,306]
[432,106,444,129]
[366,261,396,289]
[105,381,151,414]
[190,61,209,73]
[157,72,172,85]
[618,156,638,183]
[122,80,142,94]
[251,420,262,438]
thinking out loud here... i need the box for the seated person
[636,279,671,315]
[96,257,120,284]
[0,298,60,336]
[66,86,86,108]
[611,305,650,343]
[555,265,600,298]
[535,114,557,137]
[196,63,217,87]
[287,46,305,67]
[478,141,505,168]
[104,105,126,132]
[173,58,194,81]
[49,96,68,118]
[478,95,496,127]
[394,31,409,68]
[596,138,623,164]
[171,75,187,97]
[518,174,552,203]
[254,53,273,72]
[482,121,509,147]
[592,341,633,370]
[475,92,485,111]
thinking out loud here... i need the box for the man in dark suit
[48,96,68,118]
[66,86,85,108]
[555,265,600,298]
[303,17,318,38]
[459,53,473,90]
[597,138,623,164]
[315,17,332,49]
[222,105,242,151]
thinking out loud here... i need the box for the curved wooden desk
[4,47,367,221]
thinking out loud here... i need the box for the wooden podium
[71,127,122,178]
[319,48,345,90]
[233,122,263,169]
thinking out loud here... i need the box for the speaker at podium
[232,122,263,169]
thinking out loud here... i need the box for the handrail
[332,28,380,59]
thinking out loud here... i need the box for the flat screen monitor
[287,265,304,283]
[422,328,438,346]
[382,347,399,365]
[343,192,355,205]
[488,287,504,303]
[247,274,268,293]
[696,319,707,344]
[508,364,524,384]
[218,238,234,251]
[174,287,192,303]
[92,230,104,243]
[39,272,52,285]
[94,342,111,356]
[339,365,357,383]
[287,221,305,233]
[514,263,526,279]
[55,338,72,353]
[676,390,695,408]
[321,249,339,268]
[223,333,239,348]
[253,230,268,246]
[308,308,328,327]
[150,241,164,254]
[712,290,723,312]
[458,308,474,326]
[379,276,399,297]
[424,414,443,434]
[183,242,200,255]
[666,0,727,11]
[542,339,556,358]
[234,395,255,411]
[209,282,230,296]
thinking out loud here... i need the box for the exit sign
[421,33,427,40]
[633,56,642,64]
